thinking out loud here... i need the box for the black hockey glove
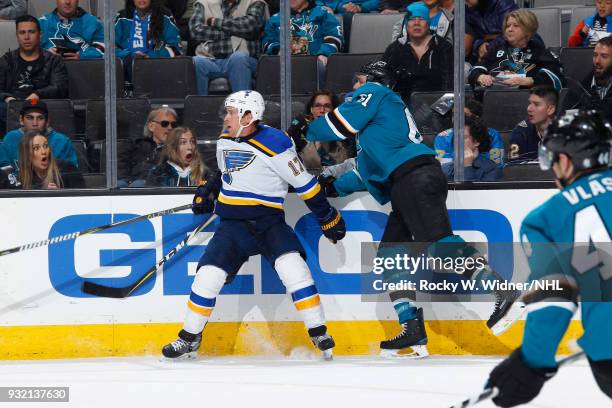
[192,171,221,215]
[487,348,557,407]
[319,207,346,244]
[286,115,311,153]
[317,174,339,198]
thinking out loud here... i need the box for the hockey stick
[449,351,586,408]
[82,214,217,298]
[0,203,194,257]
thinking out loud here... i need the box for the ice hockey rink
[1,354,609,408]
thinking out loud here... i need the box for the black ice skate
[308,326,335,361]
[162,329,202,359]
[380,308,428,358]
[487,288,525,336]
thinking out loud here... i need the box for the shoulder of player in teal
[248,126,293,156]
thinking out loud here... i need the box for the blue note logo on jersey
[222,149,256,184]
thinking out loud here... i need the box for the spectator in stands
[115,0,183,95]
[564,36,612,119]
[441,115,502,181]
[509,86,558,162]
[568,0,611,47]
[0,15,68,132]
[316,0,378,50]
[287,90,352,169]
[118,106,178,187]
[0,0,26,20]
[17,129,83,189]
[146,127,207,187]
[465,0,517,62]
[0,100,77,169]
[39,0,105,60]
[468,9,564,91]
[264,0,342,83]
[392,0,454,44]
[380,0,410,14]
[434,97,505,167]
[382,2,453,103]
[190,0,268,96]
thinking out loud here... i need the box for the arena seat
[132,57,197,102]
[197,140,218,171]
[348,13,404,53]
[0,21,18,55]
[94,0,123,17]
[482,90,530,132]
[65,59,124,102]
[81,173,106,188]
[502,162,554,180]
[183,95,226,140]
[409,91,461,135]
[530,8,562,48]
[7,99,75,138]
[560,47,593,82]
[255,55,318,95]
[29,0,91,16]
[71,139,92,172]
[85,98,151,143]
[263,96,310,130]
[324,53,382,94]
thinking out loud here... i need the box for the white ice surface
[0,355,608,408]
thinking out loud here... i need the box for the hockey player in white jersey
[162,91,346,360]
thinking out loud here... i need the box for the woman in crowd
[18,130,84,189]
[287,90,353,169]
[115,0,183,92]
[146,127,207,187]
[468,9,564,90]
[465,0,517,62]
[568,0,611,47]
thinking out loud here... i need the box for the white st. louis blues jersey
[215,125,329,220]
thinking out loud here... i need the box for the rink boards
[0,190,584,359]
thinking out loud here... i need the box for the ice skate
[487,288,525,336]
[161,329,202,360]
[309,326,335,361]
[380,308,428,359]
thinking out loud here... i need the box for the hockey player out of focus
[486,110,612,407]
[307,60,523,358]
[162,91,346,360]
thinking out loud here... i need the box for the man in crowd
[190,0,268,95]
[0,15,67,132]
[0,100,77,169]
[509,86,558,162]
[577,37,611,119]
[39,0,105,60]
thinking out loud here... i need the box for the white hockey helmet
[224,90,265,123]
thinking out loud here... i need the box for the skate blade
[490,301,526,336]
[322,349,333,361]
[380,345,429,359]
[160,351,199,362]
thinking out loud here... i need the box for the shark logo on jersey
[222,150,256,184]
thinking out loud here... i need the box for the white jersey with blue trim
[214,125,323,219]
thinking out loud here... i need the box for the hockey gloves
[192,171,221,215]
[487,348,557,407]
[286,114,311,153]
[319,208,346,244]
[317,174,339,198]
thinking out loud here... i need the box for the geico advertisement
[0,189,556,326]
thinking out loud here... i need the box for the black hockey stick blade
[449,351,585,408]
[82,214,217,298]
[0,203,193,258]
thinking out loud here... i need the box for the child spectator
[509,86,558,162]
[0,15,68,132]
[17,129,83,189]
[0,0,26,20]
[190,0,268,95]
[434,98,505,167]
[383,2,453,103]
[0,100,77,169]
[468,9,564,90]
[115,0,183,94]
[146,127,207,187]
[441,115,502,181]
[39,0,104,60]
[264,0,342,83]
[568,0,611,48]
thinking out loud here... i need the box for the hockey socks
[182,265,227,335]
[393,297,417,324]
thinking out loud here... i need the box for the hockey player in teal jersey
[307,60,522,357]
[487,110,612,407]
[161,91,345,361]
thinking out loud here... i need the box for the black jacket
[382,34,454,103]
[118,137,164,182]
[468,38,565,89]
[0,49,68,101]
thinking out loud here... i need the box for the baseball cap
[20,99,48,117]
